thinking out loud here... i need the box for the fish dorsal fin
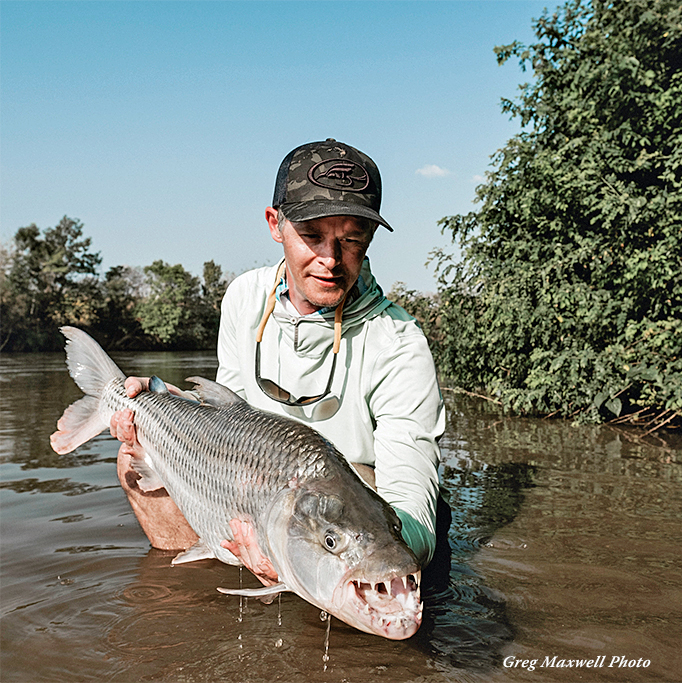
[149,375,169,393]
[185,376,246,408]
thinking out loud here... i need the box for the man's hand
[111,376,198,551]
[222,519,280,586]
[110,408,145,459]
[109,376,187,451]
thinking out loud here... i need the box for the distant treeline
[0,216,234,352]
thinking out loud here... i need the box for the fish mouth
[336,570,423,639]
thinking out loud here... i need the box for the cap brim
[280,200,393,232]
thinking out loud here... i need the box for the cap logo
[308,159,370,192]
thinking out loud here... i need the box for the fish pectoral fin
[171,539,216,565]
[217,582,290,604]
[130,454,166,492]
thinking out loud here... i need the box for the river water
[1,351,681,682]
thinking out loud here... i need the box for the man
[111,139,445,585]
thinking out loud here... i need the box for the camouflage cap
[272,139,393,231]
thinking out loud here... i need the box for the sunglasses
[255,261,346,407]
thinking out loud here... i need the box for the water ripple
[120,583,173,602]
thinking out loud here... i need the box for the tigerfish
[50,327,422,639]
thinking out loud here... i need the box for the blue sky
[1,0,552,292]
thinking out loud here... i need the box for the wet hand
[110,408,144,458]
[222,519,280,586]
[124,376,149,398]
[110,377,167,456]
[124,375,184,398]
[108,377,147,456]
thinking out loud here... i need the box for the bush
[432,0,682,427]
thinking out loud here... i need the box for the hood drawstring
[256,260,347,355]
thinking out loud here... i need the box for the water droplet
[274,638,282,648]
[238,567,244,623]
[322,613,332,672]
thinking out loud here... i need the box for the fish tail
[50,327,126,455]
[61,326,125,397]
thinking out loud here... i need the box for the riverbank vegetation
[407,0,681,428]
[0,216,232,352]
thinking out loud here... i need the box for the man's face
[266,208,374,315]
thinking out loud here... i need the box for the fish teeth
[401,575,408,590]
[364,604,370,614]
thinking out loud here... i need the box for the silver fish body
[51,327,422,639]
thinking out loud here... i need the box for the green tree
[0,242,19,351]
[135,260,204,347]
[1,217,102,351]
[97,265,147,349]
[199,259,233,344]
[433,0,681,427]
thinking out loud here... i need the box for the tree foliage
[136,260,203,346]
[98,265,147,349]
[201,260,231,342]
[1,217,102,351]
[1,218,233,352]
[432,0,681,426]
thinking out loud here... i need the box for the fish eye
[322,529,348,553]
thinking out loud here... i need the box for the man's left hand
[221,519,280,586]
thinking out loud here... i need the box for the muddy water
[1,352,680,682]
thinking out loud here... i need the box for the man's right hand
[110,377,148,456]
[111,376,199,551]
[110,376,187,451]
